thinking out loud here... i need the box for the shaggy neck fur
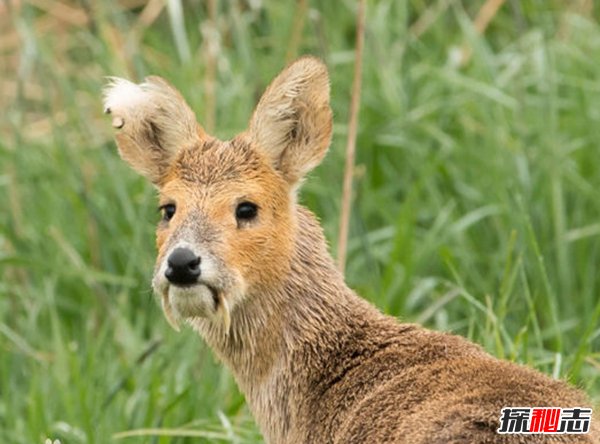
[189,205,598,444]
[191,205,376,442]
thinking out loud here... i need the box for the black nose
[165,248,201,286]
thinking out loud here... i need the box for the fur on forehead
[162,136,286,188]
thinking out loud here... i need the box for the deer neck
[191,206,374,442]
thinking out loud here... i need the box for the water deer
[103,57,597,443]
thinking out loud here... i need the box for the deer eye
[235,201,258,223]
[159,203,176,222]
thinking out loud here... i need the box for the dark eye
[160,203,176,222]
[235,201,258,223]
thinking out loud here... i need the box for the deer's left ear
[248,57,333,186]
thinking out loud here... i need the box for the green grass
[2,1,600,443]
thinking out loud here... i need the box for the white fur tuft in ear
[103,76,204,185]
[103,78,151,128]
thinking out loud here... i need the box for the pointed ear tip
[291,55,329,76]
[294,55,327,66]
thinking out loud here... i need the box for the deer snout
[165,247,201,286]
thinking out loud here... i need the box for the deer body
[104,58,597,443]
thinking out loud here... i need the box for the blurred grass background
[2,0,600,443]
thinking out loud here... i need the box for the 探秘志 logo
[498,407,592,434]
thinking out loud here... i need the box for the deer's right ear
[103,76,204,185]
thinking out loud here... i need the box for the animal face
[151,137,295,330]
[103,57,332,332]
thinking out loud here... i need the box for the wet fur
[104,57,598,443]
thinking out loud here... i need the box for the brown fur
[104,57,598,443]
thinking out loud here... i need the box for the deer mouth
[160,282,230,333]
[191,281,220,309]
[168,280,219,302]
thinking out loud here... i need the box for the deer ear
[103,76,204,185]
[249,57,333,186]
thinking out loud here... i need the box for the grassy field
[2,1,600,443]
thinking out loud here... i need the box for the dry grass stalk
[409,0,453,39]
[285,0,308,63]
[202,0,218,134]
[456,0,506,67]
[337,0,366,273]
